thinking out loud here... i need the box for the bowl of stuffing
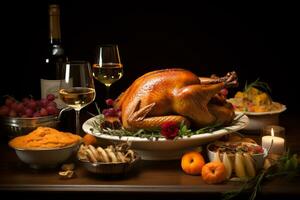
[227,80,286,132]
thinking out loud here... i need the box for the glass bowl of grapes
[0,94,61,139]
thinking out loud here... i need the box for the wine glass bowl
[93,44,123,98]
[59,87,96,111]
[92,63,123,87]
[59,61,96,135]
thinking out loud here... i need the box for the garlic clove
[223,152,232,179]
[105,148,118,163]
[235,153,247,178]
[59,170,74,179]
[243,153,256,177]
[214,151,222,162]
[97,146,110,163]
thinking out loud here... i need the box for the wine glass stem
[105,85,110,99]
[75,109,81,135]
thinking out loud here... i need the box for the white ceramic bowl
[235,104,286,132]
[207,142,267,170]
[10,142,81,169]
[82,114,249,160]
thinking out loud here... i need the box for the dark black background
[1,0,298,113]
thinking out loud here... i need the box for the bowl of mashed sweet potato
[9,127,82,169]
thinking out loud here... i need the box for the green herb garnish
[89,114,245,140]
[244,78,272,94]
[90,115,162,139]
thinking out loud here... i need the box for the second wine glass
[93,44,123,99]
[59,61,96,135]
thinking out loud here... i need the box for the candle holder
[261,125,286,155]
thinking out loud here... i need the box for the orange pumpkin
[202,161,226,184]
[181,151,205,175]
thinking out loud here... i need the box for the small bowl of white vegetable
[77,143,140,176]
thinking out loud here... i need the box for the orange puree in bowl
[9,127,82,149]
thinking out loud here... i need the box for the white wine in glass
[93,44,123,98]
[59,61,96,135]
[59,87,96,110]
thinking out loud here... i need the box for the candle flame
[271,128,274,137]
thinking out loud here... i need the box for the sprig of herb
[178,113,246,138]
[223,170,266,200]
[89,115,162,140]
[179,122,224,137]
[244,78,272,94]
[222,150,300,200]
[89,114,244,140]
[94,102,101,115]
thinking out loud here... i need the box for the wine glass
[59,61,96,135]
[92,44,123,99]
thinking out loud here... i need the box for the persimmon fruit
[181,151,205,175]
[82,134,97,146]
[202,161,226,184]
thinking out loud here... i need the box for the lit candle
[262,128,285,154]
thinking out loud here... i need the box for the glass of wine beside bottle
[59,61,96,135]
[93,44,123,100]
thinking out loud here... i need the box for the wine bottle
[40,4,66,108]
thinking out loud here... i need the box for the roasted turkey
[115,68,237,131]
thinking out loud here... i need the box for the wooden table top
[0,113,299,200]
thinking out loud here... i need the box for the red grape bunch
[102,99,122,119]
[100,99,122,129]
[0,94,60,118]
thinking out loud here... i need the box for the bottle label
[41,79,65,109]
